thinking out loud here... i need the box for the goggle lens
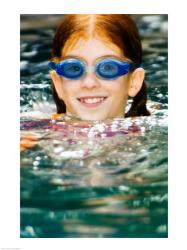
[96,60,119,79]
[63,62,84,78]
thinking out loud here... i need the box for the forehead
[61,38,124,61]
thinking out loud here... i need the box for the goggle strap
[127,63,141,72]
[49,62,57,70]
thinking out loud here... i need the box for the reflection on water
[20,14,168,238]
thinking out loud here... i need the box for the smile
[77,96,107,107]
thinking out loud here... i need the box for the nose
[80,71,100,89]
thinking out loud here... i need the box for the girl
[20,14,151,151]
[49,14,150,121]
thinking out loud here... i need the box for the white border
[1,0,187,250]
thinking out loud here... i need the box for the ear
[50,70,64,99]
[128,68,145,97]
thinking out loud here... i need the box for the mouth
[77,96,107,108]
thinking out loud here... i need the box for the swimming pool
[20,14,168,238]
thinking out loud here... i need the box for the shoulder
[51,113,66,119]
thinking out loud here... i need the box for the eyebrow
[61,54,131,63]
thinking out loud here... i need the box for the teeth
[80,97,105,104]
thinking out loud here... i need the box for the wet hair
[51,14,150,117]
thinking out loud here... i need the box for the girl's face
[51,38,141,120]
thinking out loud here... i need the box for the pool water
[20,14,168,238]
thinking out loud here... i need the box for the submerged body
[20,112,168,237]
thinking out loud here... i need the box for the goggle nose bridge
[84,65,96,73]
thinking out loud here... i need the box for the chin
[78,112,108,121]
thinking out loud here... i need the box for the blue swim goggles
[49,57,137,80]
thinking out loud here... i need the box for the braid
[52,83,66,114]
[125,81,150,117]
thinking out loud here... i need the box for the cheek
[60,80,79,100]
[107,78,129,97]
[59,78,70,91]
